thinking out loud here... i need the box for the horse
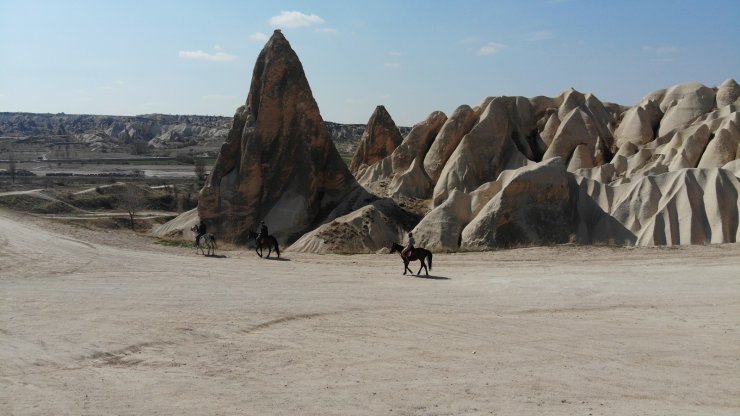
[390,243,433,276]
[247,230,280,259]
[190,225,217,256]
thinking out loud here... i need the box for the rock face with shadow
[349,105,403,175]
[198,30,356,243]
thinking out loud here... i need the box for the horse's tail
[428,251,433,271]
[274,238,280,258]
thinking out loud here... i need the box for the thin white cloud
[380,94,392,100]
[388,51,404,56]
[642,45,679,54]
[213,44,222,50]
[384,63,401,69]
[269,11,325,28]
[458,36,478,45]
[477,42,506,56]
[249,32,269,42]
[178,50,237,62]
[101,80,124,91]
[526,30,553,41]
[201,95,237,101]
[316,27,337,34]
[655,46,679,54]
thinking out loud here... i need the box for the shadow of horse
[263,257,290,262]
[415,274,449,280]
[203,254,228,259]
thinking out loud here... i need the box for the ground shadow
[263,257,290,262]
[204,254,228,259]
[413,274,450,280]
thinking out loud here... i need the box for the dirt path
[1,211,739,415]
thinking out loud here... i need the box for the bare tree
[194,157,206,186]
[122,183,145,231]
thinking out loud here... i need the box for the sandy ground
[1,210,739,416]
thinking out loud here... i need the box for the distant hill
[0,112,410,156]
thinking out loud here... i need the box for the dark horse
[247,230,280,259]
[390,243,433,276]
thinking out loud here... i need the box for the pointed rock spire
[349,105,403,174]
[198,30,356,243]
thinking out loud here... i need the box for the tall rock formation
[198,30,356,243]
[349,105,403,175]
[356,111,447,198]
[432,98,530,205]
[423,105,479,182]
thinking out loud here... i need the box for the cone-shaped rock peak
[349,105,403,174]
[198,30,356,243]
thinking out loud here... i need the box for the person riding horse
[401,232,415,258]
[248,221,280,259]
[257,221,268,245]
[195,219,207,246]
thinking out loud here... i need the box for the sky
[1,0,739,126]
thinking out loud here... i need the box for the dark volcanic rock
[349,105,403,174]
[198,30,356,243]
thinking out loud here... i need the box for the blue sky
[1,0,738,125]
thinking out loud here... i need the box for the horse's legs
[417,259,428,276]
[255,246,262,258]
[266,247,271,258]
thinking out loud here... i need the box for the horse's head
[190,225,198,233]
[389,243,403,253]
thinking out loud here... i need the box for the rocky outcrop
[576,168,740,245]
[288,199,408,254]
[356,111,446,198]
[461,158,576,248]
[349,106,403,174]
[656,83,716,137]
[150,208,199,239]
[717,79,740,107]
[198,30,356,243]
[697,112,740,168]
[391,111,447,173]
[412,190,472,251]
[614,100,662,148]
[433,98,530,206]
[389,158,432,199]
[423,105,478,182]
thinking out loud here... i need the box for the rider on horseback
[401,232,415,258]
[257,221,268,245]
[195,219,206,246]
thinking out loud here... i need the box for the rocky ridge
[154,30,739,251]
[296,77,739,251]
